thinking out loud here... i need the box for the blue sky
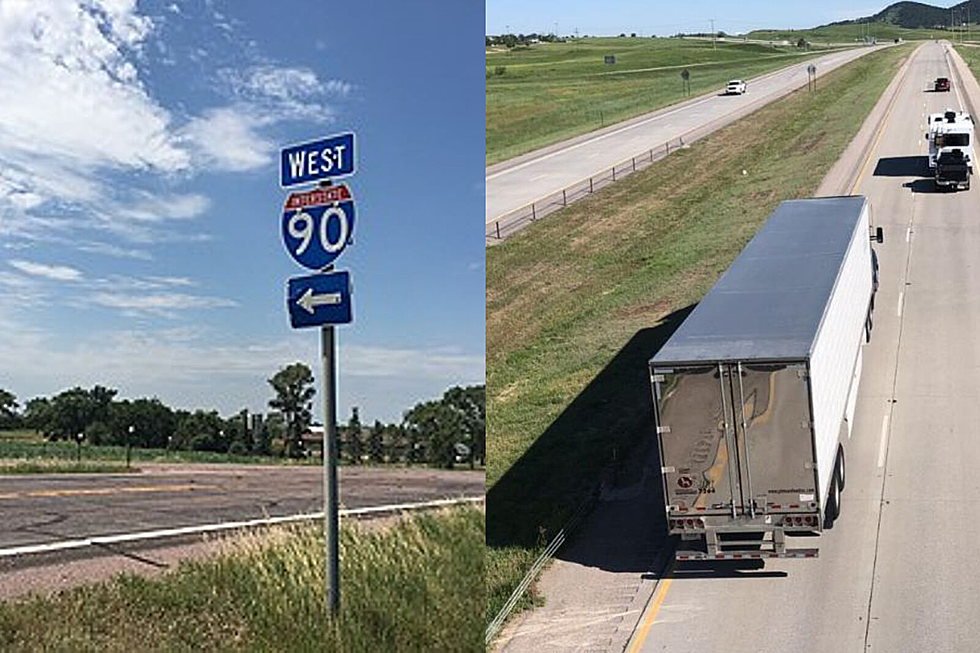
[486,0,961,36]
[0,0,484,423]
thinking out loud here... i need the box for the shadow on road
[903,179,943,193]
[487,305,694,571]
[874,156,930,177]
[665,559,788,579]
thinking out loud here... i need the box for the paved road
[486,45,884,225]
[0,464,484,551]
[628,41,980,653]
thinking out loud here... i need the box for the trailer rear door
[653,361,817,516]
[732,363,818,514]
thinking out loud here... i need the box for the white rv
[926,110,974,173]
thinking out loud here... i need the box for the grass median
[486,37,839,165]
[0,505,484,652]
[0,459,135,474]
[486,43,913,629]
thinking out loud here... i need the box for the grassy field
[0,460,134,474]
[485,43,914,628]
[0,430,318,467]
[954,43,980,78]
[486,36,839,165]
[747,23,959,44]
[0,505,483,652]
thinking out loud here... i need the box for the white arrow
[297,287,342,314]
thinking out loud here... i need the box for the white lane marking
[0,495,485,558]
[878,414,890,468]
[528,173,548,181]
[906,227,912,242]
[897,291,904,316]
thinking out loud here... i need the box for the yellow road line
[627,568,674,653]
[0,483,216,500]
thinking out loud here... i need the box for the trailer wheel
[824,476,841,528]
[836,445,846,492]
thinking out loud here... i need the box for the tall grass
[0,506,484,652]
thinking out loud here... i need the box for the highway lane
[486,45,885,226]
[0,464,484,551]
[628,41,980,653]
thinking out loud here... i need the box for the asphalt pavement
[0,463,484,551]
[486,45,884,226]
[626,40,980,653]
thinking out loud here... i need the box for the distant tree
[444,385,485,469]
[346,406,363,464]
[0,389,18,429]
[630,32,636,37]
[268,363,315,457]
[23,397,51,435]
[797,37,807,48]
[368,420,385,464]
[403,400,459,469]
[41,386,117,441]
[619,32,626,37]
[108,398,177,448]
[174,410,226,452]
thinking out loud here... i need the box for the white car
[726,79,746,95]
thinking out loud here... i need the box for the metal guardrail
[486,136,688,242]
[484,487,599,646]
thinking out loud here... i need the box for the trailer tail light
[669,518,705,530]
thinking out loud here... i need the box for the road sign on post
[280,132,355,187]
[681,69,690,96]
[279,131,358,617]
[287,270,353,328]
[281,184,356,270]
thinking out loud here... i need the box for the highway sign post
[279,131,358,617]
[807,63,817,92]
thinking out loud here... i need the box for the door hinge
[662,466,676,473]
[652,374,665,383]
[657,425,671,434]
[797,369,809,378]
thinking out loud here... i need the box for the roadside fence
[486,135,689,242]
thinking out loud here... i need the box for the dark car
[935,77,951,92]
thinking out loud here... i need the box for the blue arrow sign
[280,133,355,187]
[287,270,352,328]
[282,184,355,270]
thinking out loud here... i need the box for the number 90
[288,205,350,256]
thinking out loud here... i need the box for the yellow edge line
[848,47,916,195]
[626,566,674,653]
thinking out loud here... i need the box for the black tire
[836,445,846,492]
[824,476,841,529]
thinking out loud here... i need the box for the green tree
[0,388,18,429]
[444,385,485,469]
[174,410,226,451]
[268,363,315,458]
[22,397,51,435]
[368,420,385,464]
[404,400,460,469]
[346,406,363,464]
[109,398,177,448]
[43,386,117,441]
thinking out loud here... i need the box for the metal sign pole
[321,324,340,615]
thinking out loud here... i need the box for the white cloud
[114,191,211,222]
[88,291,237,314]
[9,259,82,281]
[180,106,273,172]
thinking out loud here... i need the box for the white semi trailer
[649,197,882,560]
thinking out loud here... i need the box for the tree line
[0,362,485,469]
